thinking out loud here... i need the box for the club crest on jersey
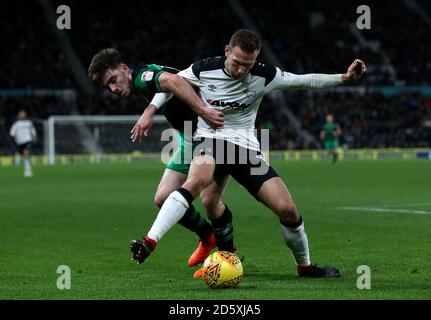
[207,99,250,111]
[141,71,154,82]
[243,89,256,98]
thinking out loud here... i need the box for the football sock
[178,204,213,240]
[23,159,32,172]
[280,216,311,267]
[210,204,234,251]
[147,188,194,242]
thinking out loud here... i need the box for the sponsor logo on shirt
[207,99,250,111]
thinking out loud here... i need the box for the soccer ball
[202,251,243,288]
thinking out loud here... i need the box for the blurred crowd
[1,0,430,153]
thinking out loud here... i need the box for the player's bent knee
[184,178,211,197]
[276,201,299,223]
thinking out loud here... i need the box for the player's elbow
[159,73,184,93]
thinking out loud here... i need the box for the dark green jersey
[131,64,198,133]
[323,123,340,142]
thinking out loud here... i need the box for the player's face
[326,115,333,123]
[224,45,259,79]
[18,111,27,119]
[101,64,133,98]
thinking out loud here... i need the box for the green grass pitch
[1,159,430,299]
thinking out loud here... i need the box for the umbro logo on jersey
[141,71,154,82]
[208,84,217,92]
[207,99,250,111]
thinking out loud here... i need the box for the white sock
[147,191,189,242]
[23,159,32,173]
[281,221,311,267]
[14,153,21,166]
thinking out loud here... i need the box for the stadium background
[0,0,430,300]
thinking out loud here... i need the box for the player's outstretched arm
[271,59,366,91]
[157,72,224,129]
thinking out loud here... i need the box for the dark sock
[176,187,194,205]
[210,204,234,251]
[178,204,213,240]
[280,216,303,229]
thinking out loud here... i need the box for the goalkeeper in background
[320,114,342,164]
[88,48,232,276]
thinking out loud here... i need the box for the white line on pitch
[360,202,431,208]
[337,206,431,215]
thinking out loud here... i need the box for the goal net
[44,115,171,164]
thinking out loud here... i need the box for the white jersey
[9,120,36,145]
[151,56,343,151]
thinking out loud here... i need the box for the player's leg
[200,174,236,252]
[131,154,216,264]
[325,141,338,164]
[22,145,33,177]
[191,174,237,279]
[257,176,341,277]
[331,150,338,164]
[154,168,214,247]
[230,147,340,278]
[331,140,339,164]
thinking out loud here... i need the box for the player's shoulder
[191,56,225,79]
[15,119,31,125]
[132,65,160,87]
[249,61,277,86]
[145,64,180,74]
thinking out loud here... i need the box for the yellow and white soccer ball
[202,251,243,288]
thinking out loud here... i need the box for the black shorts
[193,138,279,199]
[17,142,32,154]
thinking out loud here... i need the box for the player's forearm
[285,73,344,89]
[162,74,207,116]
[144,104,158,116]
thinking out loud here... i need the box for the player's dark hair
[229,29,261,53]
[88,48,124,83]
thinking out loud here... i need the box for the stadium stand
[1,0,430,155]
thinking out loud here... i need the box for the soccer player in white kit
[9,110,37,177]
[131,29,366,278]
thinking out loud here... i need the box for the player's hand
[130,106,157,142]
[199,108,224,129]
[342,59,366,83]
